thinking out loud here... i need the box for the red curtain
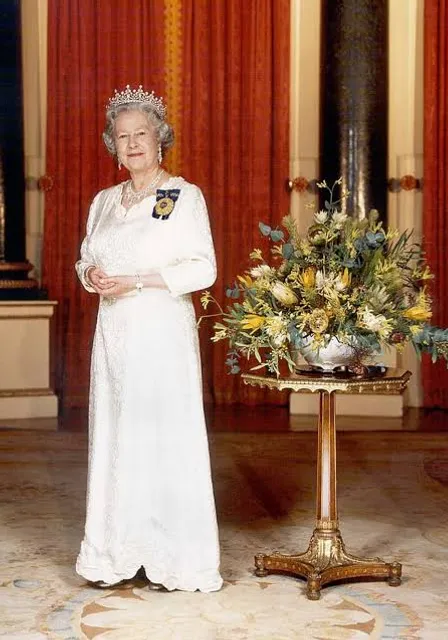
[43,0,166,408]
[422,0,448,407]
[181,0,290,404]
[43,0,290,409]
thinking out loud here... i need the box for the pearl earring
[118,161,122,170]
[158,144,163,164]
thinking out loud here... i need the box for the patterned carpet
[1,429,448,639]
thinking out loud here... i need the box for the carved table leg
[254,390,402,599]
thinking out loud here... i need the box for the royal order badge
[152,189,180,220]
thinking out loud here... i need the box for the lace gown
[75,177,223,592]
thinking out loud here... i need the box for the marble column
[320,0,388,221]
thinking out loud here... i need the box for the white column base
[0,301,58,422]
[290,392,404,418]
[0,391,58,421]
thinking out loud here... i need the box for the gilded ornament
[152,189,180,220]
[154,197,175,218]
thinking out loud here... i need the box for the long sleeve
[160,187,217,297]
[75,193,100,292]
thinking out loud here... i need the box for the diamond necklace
[124,168,164,207]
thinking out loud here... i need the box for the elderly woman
[75,85,223,593]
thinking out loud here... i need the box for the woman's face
[114,109,158,175]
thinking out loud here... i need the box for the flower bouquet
[200,180,448,375]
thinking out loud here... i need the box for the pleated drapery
[422,0,448,408]
[181,0,290,404]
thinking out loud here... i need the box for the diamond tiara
[106,85,167,119]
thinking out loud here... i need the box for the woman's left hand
[100,275,136,297]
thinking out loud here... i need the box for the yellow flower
[332,305,347,323]
[237,274,254,288]
[300,239,312,256]
[200,291,212,309]
[300,267,316,289]
[403,306,432,322]
[410,324,423,336]
[271,281,299,306]
[240,314,266,332]
[385,228,400,240]
[340,267,351,289]
[311,332,325,348]
[421,266,434,281]
[249,248,263,261]
[211,323,228,342]
[403,290,432,322]
[411,265,434,281]
[252,278,273,292]
[308,308,329,334]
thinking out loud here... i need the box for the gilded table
[242,368,411,600]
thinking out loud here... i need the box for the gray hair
[102,103,175,158]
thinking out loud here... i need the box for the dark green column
[320,0,388,221]
[0,0,38,298]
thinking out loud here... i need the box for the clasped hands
[86,267,166,297]
[86,267,135,298]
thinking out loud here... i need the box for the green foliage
[200,180,448,376]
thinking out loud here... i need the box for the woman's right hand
[86,267,117,296]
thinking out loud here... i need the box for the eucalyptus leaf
[259,222,271,236]
[270,229,284,242]
[282,243,294,259]
[225,287,240,299]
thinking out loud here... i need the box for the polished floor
[0,404,447,433]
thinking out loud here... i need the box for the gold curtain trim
[164,0,183,175]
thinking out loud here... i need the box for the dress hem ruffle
[76,545,223,594]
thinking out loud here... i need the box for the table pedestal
[255,530,402,601]
[253,389,402,600]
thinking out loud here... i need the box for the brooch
[152,189,180,220]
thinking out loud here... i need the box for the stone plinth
[0,301,58,421]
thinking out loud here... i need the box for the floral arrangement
[200,180,448,375]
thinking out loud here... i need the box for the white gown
[75,176,223,592]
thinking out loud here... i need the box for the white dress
[75,177,223,592]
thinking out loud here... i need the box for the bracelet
[135,273,143,293]
[84,265,95,286]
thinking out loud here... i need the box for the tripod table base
[254,528,402,600]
